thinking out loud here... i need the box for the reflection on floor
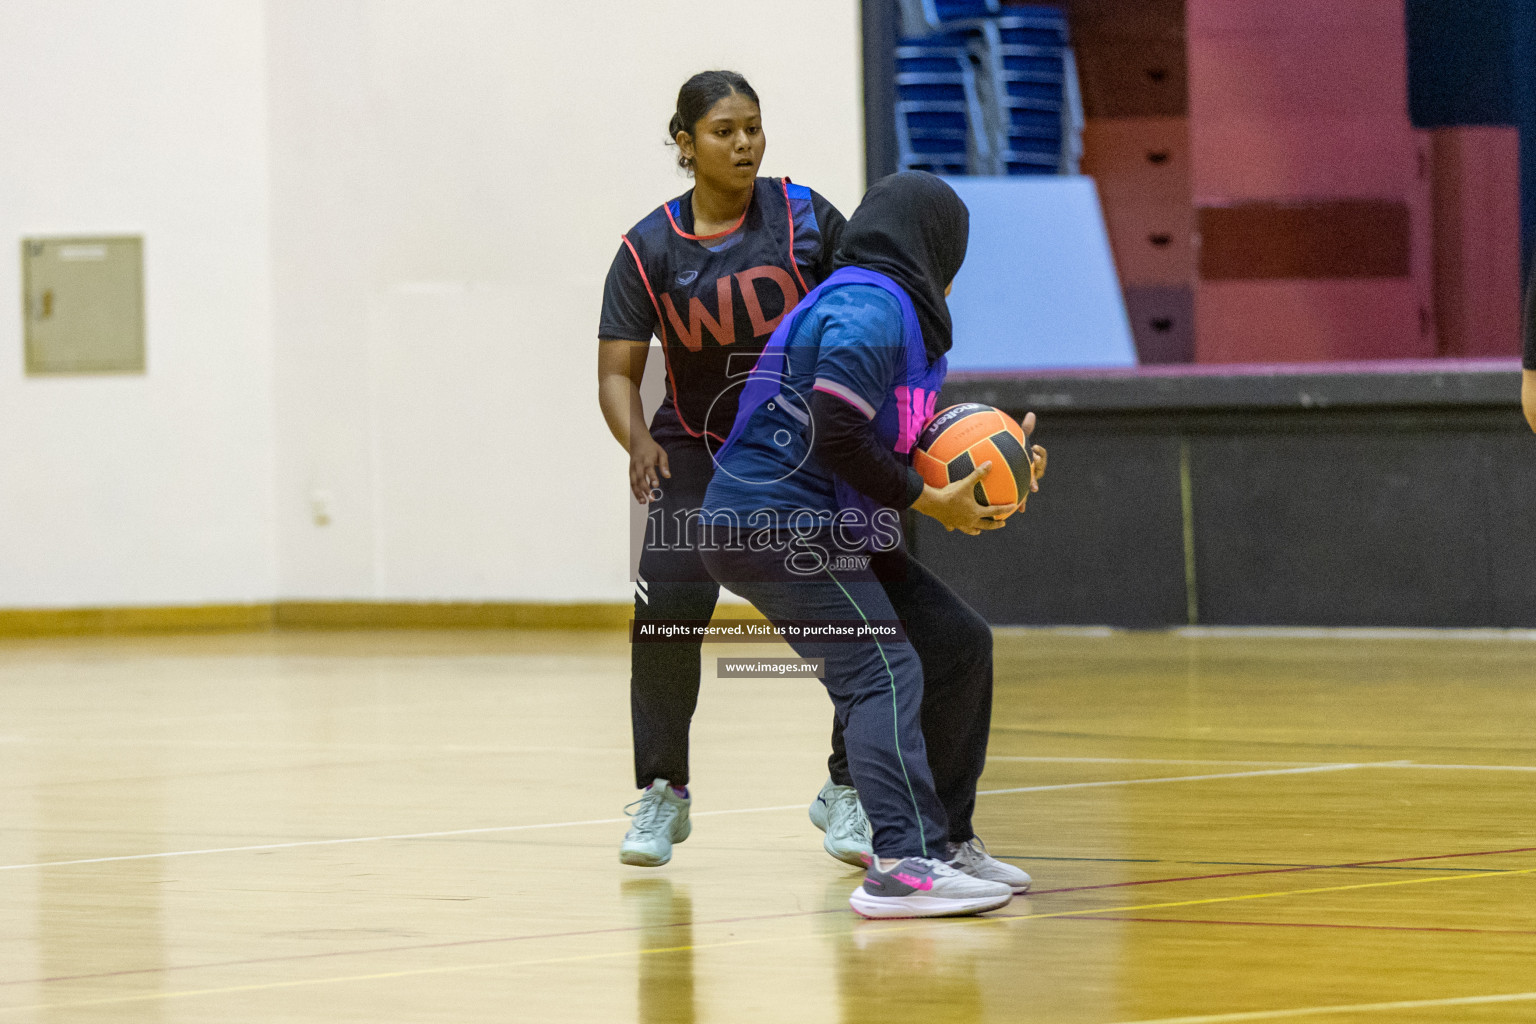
[1,628,1534,1022]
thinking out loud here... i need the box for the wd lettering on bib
[620,177,828,440]
[662,278,735,351]
[660,267,802,352]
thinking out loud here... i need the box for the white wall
[266,0,866,602]
[0,1,863,609]
[0,1,277,608]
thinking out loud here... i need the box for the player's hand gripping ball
[913,404,1035,521]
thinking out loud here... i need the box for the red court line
[1029,845,1536,896]
[1080,916,1536,937]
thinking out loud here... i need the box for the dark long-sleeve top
[809,390,926,508]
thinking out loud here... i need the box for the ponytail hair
[667,70,760,172]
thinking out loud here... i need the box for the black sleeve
[598,241,659,341]
[1524,255,1536,371]
[810,189,849,283]
[810,390,926,509]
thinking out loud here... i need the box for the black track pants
[632,429,850,789]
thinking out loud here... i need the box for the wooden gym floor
[1,627,1533,1023]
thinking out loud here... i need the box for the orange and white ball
[912,403,1033,520]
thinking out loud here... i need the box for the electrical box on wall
[21,236,145,374]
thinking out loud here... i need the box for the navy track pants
[702,538,993,859]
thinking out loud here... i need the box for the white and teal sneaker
[850,856,1013,919]
[808,777,874,867]
[946,837,1032,893]
[619,778,691,867]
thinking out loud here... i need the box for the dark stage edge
[914,361,1536,630]
[945,360,1523,413]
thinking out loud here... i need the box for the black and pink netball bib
[621,177,832,442]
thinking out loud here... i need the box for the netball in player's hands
[912,409,1048,534]
[912,461,1012,534]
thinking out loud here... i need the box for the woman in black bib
[597,71,865,867]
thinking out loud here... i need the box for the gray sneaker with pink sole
[849,856,1013,919]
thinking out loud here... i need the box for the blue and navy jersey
[600,178,846,441]
[703,269,947,526]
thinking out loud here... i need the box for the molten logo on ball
[912,403,1033,520]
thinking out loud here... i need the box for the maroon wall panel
[1198,201,1411,280]
[1070,0,1187,119]
[1123,285,1196,363]
[1187,0,1434,363]
[1430,126,1523,358]
[1082,116,1191,207]
[1196,281,1426,363]
[1084,117,1195,288]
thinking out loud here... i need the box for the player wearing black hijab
[597,71,869,868]
[702,173,1047,918]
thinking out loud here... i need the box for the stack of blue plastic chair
[974,9,1073,175]
[894,0,1080,176]
[893,35,989,175]
[922,0,999,24]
